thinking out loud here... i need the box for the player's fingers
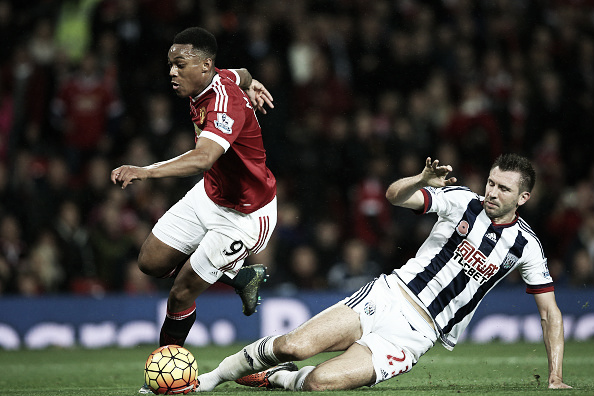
[261,89,273,103]
[425,157,432,168]
[263,96,274,108]
[111,167,123,184]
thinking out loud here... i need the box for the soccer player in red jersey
[111,28,276,390]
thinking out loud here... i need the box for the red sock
[159,303,196,347]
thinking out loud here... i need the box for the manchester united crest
[199,107,206,125]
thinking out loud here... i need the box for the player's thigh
[277,304,362,361]
[303,342,375,391]
[138,232,190,277]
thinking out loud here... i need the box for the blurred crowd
[0,0,593,296]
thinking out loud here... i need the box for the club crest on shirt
[456,220,470,237]
[199,106,206,124]
[215,112,234,134]
[501,252,519,269]
[364,301,376,315]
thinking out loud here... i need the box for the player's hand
[111,165,149,189]
[421,157,457,188]
[246,79,274,114]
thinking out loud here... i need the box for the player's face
[484,167,530,224]
[168,44,213,98]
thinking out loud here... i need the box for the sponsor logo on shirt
[453,240,498,284]
[215,112,234,134]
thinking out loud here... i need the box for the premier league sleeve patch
[214,112,234,134]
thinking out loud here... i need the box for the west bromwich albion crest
[501,252,519,269]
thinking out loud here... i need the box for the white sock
[196,336,280,392]
[270,366,315,391]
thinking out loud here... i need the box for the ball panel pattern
[144,345,198,394]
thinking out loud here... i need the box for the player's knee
[276,336,312,361]
[137,250,158,276]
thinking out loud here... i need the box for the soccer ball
[144,345,199,394]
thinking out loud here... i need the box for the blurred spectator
[53,199,94,290]
[0,1,593,295]
[312,218,342,272]
[279,245,326,294]
[0,214,26,269]
[87,189,136,291]
[565,210,594,287]
[327,239,381,293]
[351,157,392,248]
[0,77,13,163]
[124,258,156,294]
[51,50,123,173]
[27,229,64,293]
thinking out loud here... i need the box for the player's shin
[197,336,280,391]
[159,303,196,347]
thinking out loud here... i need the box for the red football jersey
[189,69,276,214]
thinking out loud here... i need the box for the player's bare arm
[111,138,224,189]
[534,292,572,389]
[386,157,457,210]
[228,68,273,114]
[232,68,253,90]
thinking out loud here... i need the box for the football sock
[159,303,196,347]
[271,366,315,391]
[197,336,280,391]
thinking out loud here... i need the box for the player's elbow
[385,189,397,205]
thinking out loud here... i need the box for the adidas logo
[485,232,497,242]
[243,349,255,369]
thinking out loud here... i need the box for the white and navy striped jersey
[394,186,553,350]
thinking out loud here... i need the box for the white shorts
[341,273,438,385]
[152,179,277,283]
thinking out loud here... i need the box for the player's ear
[517,191,531,207]
[202,58,213,73]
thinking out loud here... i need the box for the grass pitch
[1,341,592,395]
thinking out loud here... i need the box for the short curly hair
[173,27,217,61]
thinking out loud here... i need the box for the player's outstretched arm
[534,292,572,389]
[230,68,274,114]
[386,157,457,210]
[111,139,224,189]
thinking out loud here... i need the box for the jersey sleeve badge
[214,112,234,134]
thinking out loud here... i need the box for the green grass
[1,341,592,395]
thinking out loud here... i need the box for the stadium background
[0,0,592,347]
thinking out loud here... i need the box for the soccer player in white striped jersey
[195,154,571,392]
